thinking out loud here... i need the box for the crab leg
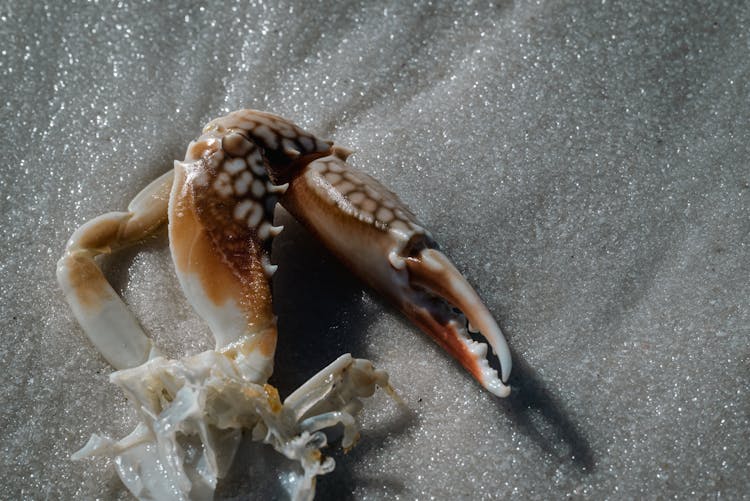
[282,354,396,450]
[56,170,173,369]
[283,354,395,417]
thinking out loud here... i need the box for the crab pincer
[234,110,513,397]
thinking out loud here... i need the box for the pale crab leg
[231,111,513,397]
[283,354,395,417]
[56,170,173,369]
[300,411,357,449]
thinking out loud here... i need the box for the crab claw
[402,247,512,396]
[251,142,513,397]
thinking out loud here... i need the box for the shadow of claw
[500,352,595,473]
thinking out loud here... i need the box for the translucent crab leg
[299,411,358,449]
[56,170,173,370]
[283,354,398,423]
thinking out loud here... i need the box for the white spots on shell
[222,131,253,157]
[247,202,264,228]
[253,125,278,150]
[389,219,410,233]
[248,149,266,176]
[251,179,266,199]
[327,161,344,173]
[224,158,247,175]
[282,138,300,157]
[299,135,314,151]
[213,172,233,198]
[234,200,254,220]
[234,171,253,195]
[361,198,377,213]
[246,113,273,129]
[364,186,382,201]
[235,119,255,131]
[325,172,342,184]
[348,191,365,204]
[276,122,298,138]
[376,207,394,223]
[203,148,225,171]
[343,171,359,183]
[302,153,430,240]
[337,181,355,195]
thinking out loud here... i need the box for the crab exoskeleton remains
[57,110,513,500]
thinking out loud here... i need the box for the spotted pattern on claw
[205,110,332,163]
[182,133,277,255]
[309,155,424,236]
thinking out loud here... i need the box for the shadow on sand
[499,351,595,473]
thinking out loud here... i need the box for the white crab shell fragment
[73,351,390,501]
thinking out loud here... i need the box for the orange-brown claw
[233,119,514,397]
[403,248,511,396]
